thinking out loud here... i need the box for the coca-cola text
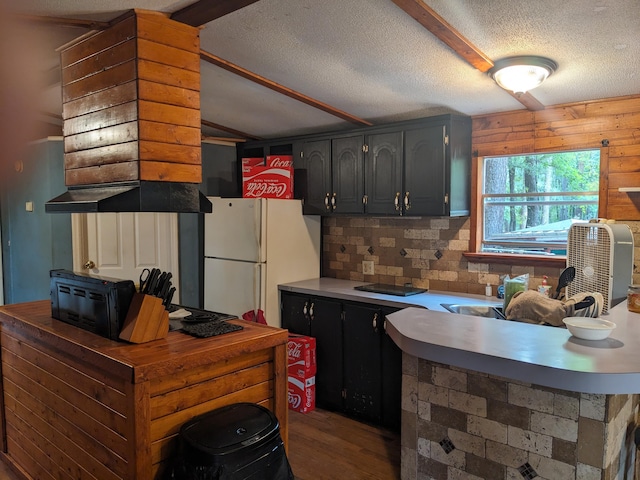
[288,342,302,359]
[245,181,288,198]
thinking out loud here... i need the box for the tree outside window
[482,150,600,256]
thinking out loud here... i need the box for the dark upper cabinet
[365,131,404,215]
[404,124,445,215]
[404,116,471,216]
[245,114,471,217]
[331,136,365,214]
[294,140,332,215]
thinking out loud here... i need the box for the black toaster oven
[50,269,135,340]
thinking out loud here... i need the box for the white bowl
[562,317,616,340]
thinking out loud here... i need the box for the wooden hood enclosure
[46,9,212,213]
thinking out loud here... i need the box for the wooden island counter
[0,300,289,480]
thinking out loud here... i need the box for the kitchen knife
[144,268,161,294]
[163,286,176,308]
[158,274,172,300]
[153,272,167,296]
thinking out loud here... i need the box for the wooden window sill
[463,252,566,269]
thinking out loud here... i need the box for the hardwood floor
[287,408,401,480]
[0,408,401,480]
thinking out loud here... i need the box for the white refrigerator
[204,197,321,327]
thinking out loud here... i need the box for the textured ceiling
[7,0,640,140]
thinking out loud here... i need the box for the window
[480,150,600,257]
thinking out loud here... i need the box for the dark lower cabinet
[280,292,312,335]
[343,303,383,421]
[281,291,401,431]
[310,299,344,411]
[281,293,343,410]
[380,307,402,430]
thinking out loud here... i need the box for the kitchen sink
[441,303,505,319]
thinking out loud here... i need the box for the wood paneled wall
[472,95,640,220]
[60,10,202,187]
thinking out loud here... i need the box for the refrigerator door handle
[253,263,261,316]
[254,200,261,254]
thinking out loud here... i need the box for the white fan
[566,223,634,313]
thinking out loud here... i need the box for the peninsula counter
[280,278,640,479]
[386,302,640,480]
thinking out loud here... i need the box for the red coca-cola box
[241,157,264,167]
[242,165,294,199]
[288,375,316,414]
[287,334,316,377]
[265,155,293,168]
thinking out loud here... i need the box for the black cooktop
[354,283,427,296]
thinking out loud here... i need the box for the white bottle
[485,283,492,297]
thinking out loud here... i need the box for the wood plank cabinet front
[0,301,288,480]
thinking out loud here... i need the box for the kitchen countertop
[279,277,502,310]
[279,277,640,394]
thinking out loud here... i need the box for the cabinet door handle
[394,192,400,211]
[309,302,314,318]
[331,193,337,211]
[372,312,379,332]
[303,301,308,316]
[404,192,411,210]
[324,193,331,211]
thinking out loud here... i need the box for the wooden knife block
[119,293,169,343]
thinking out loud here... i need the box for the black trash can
[174,402,294,480]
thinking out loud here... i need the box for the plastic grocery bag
[503,274,529,311]
[242,309,267,325]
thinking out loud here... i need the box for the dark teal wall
[178,142,238,308]
[0,139,72,304]
[0,139,237,307]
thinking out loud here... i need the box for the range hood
[46,181,212,213]
[47,10,211,214]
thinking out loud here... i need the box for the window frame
[464,148,607,268]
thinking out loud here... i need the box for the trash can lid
[180,402,279,453]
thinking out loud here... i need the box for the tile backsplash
[321,216,640,297]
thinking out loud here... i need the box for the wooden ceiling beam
[391,0,493,72]
[391,0,547,111]
[12,14,110,30]
[171,0,261,27]
[202,135,247,143]
[508,92,546,111]
[201,50,373,127]
[201,119,263,141]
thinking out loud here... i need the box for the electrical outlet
[362,260,375,275]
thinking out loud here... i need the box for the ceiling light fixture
[488,56,558,94]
